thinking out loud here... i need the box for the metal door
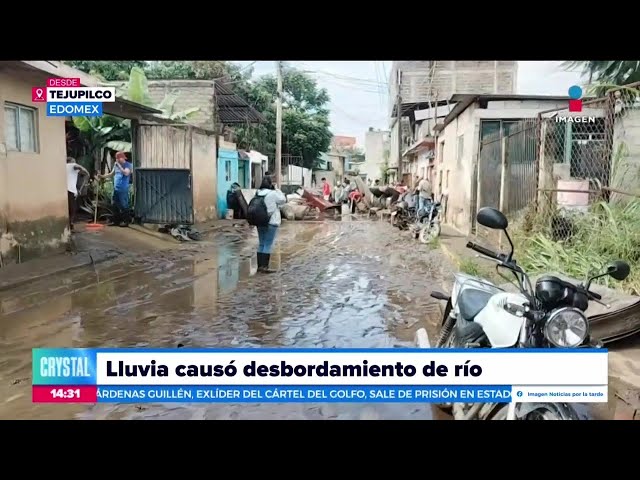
[134,123,195,224]
[134,168,194,224]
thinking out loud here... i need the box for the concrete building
[143,79,265,218]
[389,61,518,111]
[389,61,518,178]
[313,153,336,188]
[0,61,157,263]
[434,93,574,234]
[145,79,264,132]
[331,135,357,151]
[362,129,390,183]
[248,150,268,189]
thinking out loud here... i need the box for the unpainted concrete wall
[611,108,640,204]
[363,130,389,182]
[146,80,215,131]
[438,98,575,234]
[191,131,217,222]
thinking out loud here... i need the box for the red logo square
[32,87,47,102]
[569,99,582,112]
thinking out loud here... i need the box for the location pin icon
[36,88,43,99]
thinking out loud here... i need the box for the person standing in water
[255,175,286,273]
[321,177,331,201]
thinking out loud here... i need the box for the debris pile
[158,225,203,241]
[346,175,400,218]
[281,190,321,220]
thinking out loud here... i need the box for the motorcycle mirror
[607,260,631,281]
[476,207,509,230]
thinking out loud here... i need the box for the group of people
[65,151,133,231]
[320,177,362,205]
[318,174,432,210]
[64,155,432,277]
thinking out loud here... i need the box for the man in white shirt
[66,157,89,231]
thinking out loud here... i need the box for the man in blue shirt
[98,151,132,227]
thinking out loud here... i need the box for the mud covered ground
[0,216,454,420]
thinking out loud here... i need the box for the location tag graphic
[32,87,47,102]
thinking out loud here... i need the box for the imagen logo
[568,85,583,112]
[554,85,595,124]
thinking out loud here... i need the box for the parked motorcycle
[429,206,630,420]
[410,198,441,243]
[390,192,417,230]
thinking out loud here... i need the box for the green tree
[66,60,253,83]
[233,66,333,170]
[563,61,640,91]
[65,61,147,81]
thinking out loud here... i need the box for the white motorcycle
[428,207,630,420]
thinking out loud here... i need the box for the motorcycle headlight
[544,307,589,348]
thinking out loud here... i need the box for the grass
[459,258,482,277]
[514,199,640,295]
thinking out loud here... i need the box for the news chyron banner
[32,348,608,404]
[32,77,115,117]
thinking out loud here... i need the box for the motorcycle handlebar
[466,241,501,261]
[589,290,602,300]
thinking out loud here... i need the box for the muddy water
[0,219,450,420]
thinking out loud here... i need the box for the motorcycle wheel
[419,222,442,244]
[434,330,458,413]
[524,404,579,420]
[490,403,579,420]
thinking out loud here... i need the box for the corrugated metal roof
[215,81,265,124]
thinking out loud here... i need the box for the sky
[234,61,585,147]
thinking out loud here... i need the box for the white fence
[283,165,312,188]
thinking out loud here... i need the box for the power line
[374,61,384,111]
[330,101,387,127]
[297,63,387,87]
[313,75,386,95]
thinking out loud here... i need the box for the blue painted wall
[217,148,239,218]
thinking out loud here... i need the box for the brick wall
[146,80,215,130]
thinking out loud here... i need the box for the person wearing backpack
[247,175,286,273]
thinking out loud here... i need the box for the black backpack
[247,193,270,226]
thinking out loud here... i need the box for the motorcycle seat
[454,316,489,346]
[458,288,493,321]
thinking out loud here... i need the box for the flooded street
[0,218,451,420]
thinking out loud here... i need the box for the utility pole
[275,61,283,187]
[396,70,402,185]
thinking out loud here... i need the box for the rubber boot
[120,209,131,227]
[108,206,121,226]
[261,253,276,274]
[257,252,266,272]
